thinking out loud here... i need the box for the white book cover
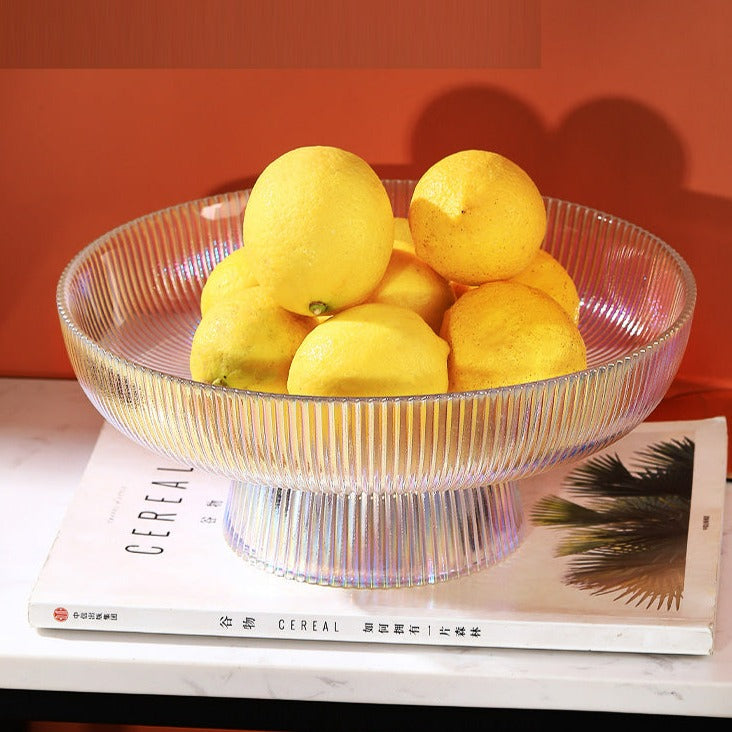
[29,417,728,655]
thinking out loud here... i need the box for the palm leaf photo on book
[531,437,694,611]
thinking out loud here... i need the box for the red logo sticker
[53,607,69,622]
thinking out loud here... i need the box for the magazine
[29,417,728,655]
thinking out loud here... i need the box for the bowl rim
[56,187,698,406]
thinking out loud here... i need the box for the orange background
[1,0,731,431]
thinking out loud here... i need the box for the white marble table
[1,377,731,726]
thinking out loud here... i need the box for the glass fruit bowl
[57,180,696,588]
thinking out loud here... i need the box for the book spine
[27,603,713,654]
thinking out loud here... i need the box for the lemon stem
[309,301,328,316]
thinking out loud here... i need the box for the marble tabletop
[1,377,731,721]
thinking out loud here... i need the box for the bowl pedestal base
[223,481,524,588]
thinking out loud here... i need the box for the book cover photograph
[28,416,728,655]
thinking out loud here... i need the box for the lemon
[287,303,450,397]
[367,248,455,332]
[510,249,581,323]
[393,216,415,253]
[440,281,586,391]
[190,287,314,393]
[409,150,547,285]
[242,145,394,316]
[200,247,258,316]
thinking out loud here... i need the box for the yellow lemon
[409,150,546,285]
[287,303,450,397]
[393,216,415,253]
[190,287,314,393]
[440,281,586,391]
[242,145,394,316]
[367,248,455,332]
[200,247,258,316]
[509,249,581,323]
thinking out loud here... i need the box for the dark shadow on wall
[376,84,548,185]
[545,97,732,429]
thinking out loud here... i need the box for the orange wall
[2,1,731,399]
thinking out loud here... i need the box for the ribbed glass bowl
[57,181,696,588]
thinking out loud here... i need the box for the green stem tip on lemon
[308,301,329,316]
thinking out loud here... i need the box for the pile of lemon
[189,146,587,397]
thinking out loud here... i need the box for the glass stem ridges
[223,480,523,588]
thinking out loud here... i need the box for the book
[28,417,728,655]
